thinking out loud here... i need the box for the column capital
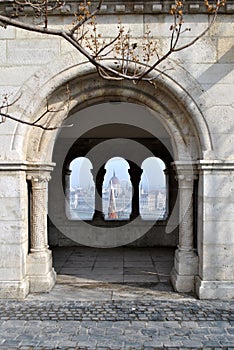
[175,173,197,188]
[27,173,51,184]
[172,161,198,174]
[65,169,72,176]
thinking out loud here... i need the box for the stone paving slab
[53,247,173,285]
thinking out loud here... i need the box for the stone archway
[10,57,213,297]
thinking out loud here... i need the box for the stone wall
[0,4,234,298]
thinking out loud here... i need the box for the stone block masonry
[0,3,233,299]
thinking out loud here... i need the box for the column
[27,173,56,292]
[128,164,143,220]
[92,166,106,221]
[171,172,198,292]
[64,169,72,219]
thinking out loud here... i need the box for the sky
[70,157,166,191]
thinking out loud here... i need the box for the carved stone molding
[27,173,51,185]
[1,0,233,16]
[175,174,197,189]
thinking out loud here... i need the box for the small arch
[102,157,132,220]
[140,157,167,221]
[67,157,95,220]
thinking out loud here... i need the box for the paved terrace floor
[0,247,234,349]
[54,246,174,288]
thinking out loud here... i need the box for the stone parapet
[0,0,233,16]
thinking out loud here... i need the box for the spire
[108,180,118,219]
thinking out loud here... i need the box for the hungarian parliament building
[69,172,167,221]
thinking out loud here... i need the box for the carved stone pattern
[31,187,47,252]
[1,1,231,15]
[27,174,51,186]
[179,190,194,250]
[175,172,195,250]
[28,174,50,252]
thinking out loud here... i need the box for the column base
[0,278,29,299]
[196,276,234,299]
[171,267,195,292]
[29,269,56,293]
[171,248,198,293]
[27,249,57,293]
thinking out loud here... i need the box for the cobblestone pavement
[0,297,234,349]
[1,247,234,349]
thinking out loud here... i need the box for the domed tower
[109,170,121,197]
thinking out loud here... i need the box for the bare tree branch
[0,85,72,130]
[0,0,224,82]
[0,0,225,129]
[70,0,104,35]
[0,111,60,130]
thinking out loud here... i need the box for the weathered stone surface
[0,66,39,86]
[0,41,6,64]
[7,39,60,65]
[218,37,234,63]
[0,10,233,300]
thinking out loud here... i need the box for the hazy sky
[70,157,166,190]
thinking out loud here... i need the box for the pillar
[195,161,234,299]
[27,173,56,292]
[171,169,198,292]
[92,166,106,221]
[128,164,143,220]
[65,168,72,219]
[0,169,29,299]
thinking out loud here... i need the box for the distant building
[109,170,121,197]
[156,191,166,210]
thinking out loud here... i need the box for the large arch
[10,53,212,162]
[9,55,213,296]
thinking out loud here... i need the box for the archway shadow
[52,246,174,290]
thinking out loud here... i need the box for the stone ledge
[0,161,55,172]
[173,160,234,172]
[0,0,233,16]
[196,160,234,171]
